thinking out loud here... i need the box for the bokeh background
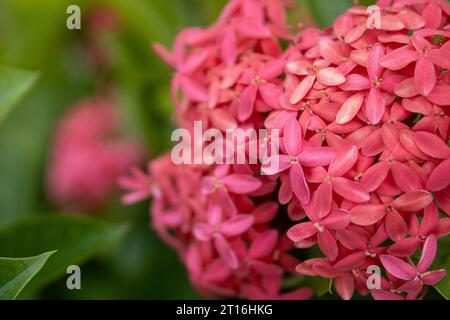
[0,0,380,299]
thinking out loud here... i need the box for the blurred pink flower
[47,97,143,212]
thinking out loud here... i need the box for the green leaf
[0,251,55,300]
[0,65,38,125]
[300,0,353,27]
[433,237,450,299]
[0,214,128,295]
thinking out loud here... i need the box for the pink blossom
[121,0,450,300]
[48,98,142,211]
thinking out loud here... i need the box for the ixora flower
[122,0,450,300]
[47,97,143,212]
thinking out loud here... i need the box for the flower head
[122,0,450,300]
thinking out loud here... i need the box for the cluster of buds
[121,0,450,300]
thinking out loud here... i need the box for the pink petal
[421,269,447,285]
[316,67,346,86]
[336,229,367,250]
[394,77,419,98]
[121,191,151,205]
[398,9,426,30]
[286,60,311,75]
[221,27,237,66]
[427,159,450,191]
[365,87,386,125]
[385,210,408,241]
[336,93,365,124]
[428,47,450,69]
[417,234,437,273]
[380,14,406,31]
[421,203,440,235]
[414,57,436,96]
[329,145,358,177]
[380,47,419,70]
[380,74,407,94]
[266,0,286,24]
[249,229,279,260]
[334,13,354,40]
[311,183,333,220]
[290,75,315,104]
[340,74,371,91]
[361,128,385,157]
[253,202,279,224]
[414,131,450,159]
[179,75,208,102]
[259,59,285,80]
[207,203,223,225]
[317,228,339,261]
[298,147,336,167]
[344,22,367,43]
[222,174,262,194]
[203,259,232,282]
[235,18,271,39]
[287,221,317,242]
[371,290,404,300]
[367,45,385,80]
[428,84,450,106]
[391,162,423,192]
[334,275,354,300]
[402,96,433,114]
[360,161,391,192]
[393,190,433,212]
[332,177,370,203]
[290,164,310,204]
[209,108,238,131]
[398,129,428,160]
[283,117,303,156]
[193,223,213,241]
[259,83,282,109]
[281,288,314,300]
[181,50,209,75]
[387,238,420,257]
[318,39,344,65]
[251,261,283,277]
[261,155,291,175]
[152,43,175,67]
[238,84,258,121]
[423,0,442,29]
[279,174,292,205]
[333,252,366,271]
[322,209,351,230]
[214,234,239,269]
[221,214,254,237]
[351,204,387,226]
[380,255,416,280]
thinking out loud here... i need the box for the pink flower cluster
[122,0,450,300]
[47,97,142,212]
